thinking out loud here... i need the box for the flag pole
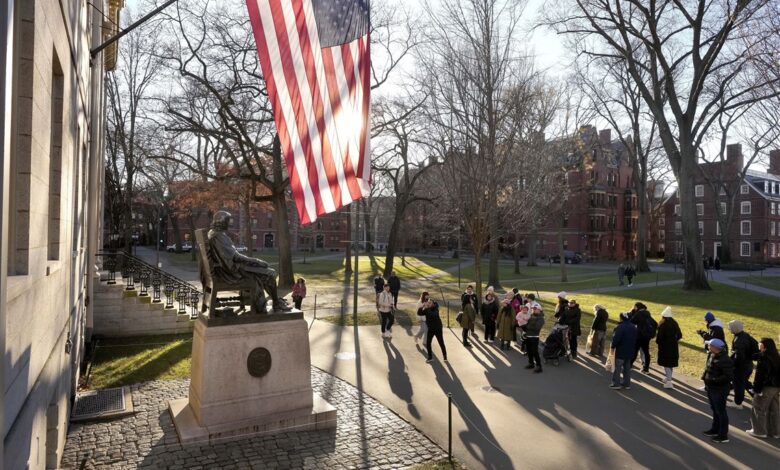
[352,203,359,318]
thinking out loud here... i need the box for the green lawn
[407,459,466,470]
[290,254,461,285]
[86,335,192,389]
[560,282,780,378]
[319,307,461,329]
[729,275,780,291]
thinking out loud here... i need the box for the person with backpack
[746,337,780,438]
[656,307,683,389]
[630,302,657,374]
[727,320,758,410]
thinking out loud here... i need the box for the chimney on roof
[599,129,611,145]
[769,150,780,176]
[726,143,743,170]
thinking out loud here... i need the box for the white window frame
[696,203,704,216]
[772,202,776,216]
[720,202,727,215]
[741,201,751,215]
[740,184,749,194]
[772,221,776,237]
[718,186,726,196]
[674,221,682,235]
[674,204,680,216]
[695,185,704,197]
[740,242,751,257]
[716,221,721,236]
[698,221,704,236]
[741,220,751,236]
[659,217,665,227]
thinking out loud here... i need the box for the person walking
[561,298,582,359]
[610,313,639,390]
[481,293,499,342]
[377,284,395,339]
[524,302,545,373]
[702,338,734,443]
[656,306,683,389]
[727,320,758,410]
[418,299,447,364]
[697,312,726,350]
[630,302,657,373]
[587,304,609,357]
[291,277,307,310]
[460,296,477,347]
[496,298,515,350]
[747,338,780,438]
[618,264,626,286]
[373,274,385,305]
[625,264,635,286]
[388,271,401,308]
[414,291,430,343]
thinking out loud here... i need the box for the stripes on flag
[246,0,371,224]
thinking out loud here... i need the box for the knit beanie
[704,311,715,323]
[728,320,744,334]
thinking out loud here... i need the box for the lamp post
[156,216,162,269]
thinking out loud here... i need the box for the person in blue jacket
[610,312,639,390]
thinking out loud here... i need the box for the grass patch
[560,282,780,378]
[87,334,192,390]
[290,255,462,285]
[407,459,466,470]
[319,308,461,329]
[730,276,780,291]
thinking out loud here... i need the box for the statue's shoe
[273,301,293,311]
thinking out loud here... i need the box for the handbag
[456,311,464,325]
[604,350,615,373]
[586,330,595,351]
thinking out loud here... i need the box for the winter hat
[557,291,568,300]
[704,311,716,323]
[531,302,543,311]
[486,286,495,294]
[728,320,744,334]
[706,338,726,350]
[661,306,673,318]
[619,312,631,322]
[594,304,605,312]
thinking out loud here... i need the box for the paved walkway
[62,369,447,469]
[707,270,780,299]
[307,314,780,470]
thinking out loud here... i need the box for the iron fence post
[448,393,453,463]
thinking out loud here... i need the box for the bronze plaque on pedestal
[247,347,272,377]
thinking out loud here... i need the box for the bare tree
[545,0,780,289]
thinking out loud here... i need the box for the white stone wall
[3,1,108,468]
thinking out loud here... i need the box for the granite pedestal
[168,311,337,444]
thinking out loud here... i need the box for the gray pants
[750,386,780,437]
[589,330,606,356]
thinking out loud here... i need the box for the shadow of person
[430,360,514,470]
[383,340,420,419]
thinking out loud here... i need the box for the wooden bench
[195,229,263,316]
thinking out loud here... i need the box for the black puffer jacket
[561,304,582,336]
[702,350,734,388]
[753,355,780,394]
[480,298,499,323]
[591,308,608,332]
[730,331,756,371]
[418,302,443,330]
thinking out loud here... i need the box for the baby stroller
[542,323,572,366]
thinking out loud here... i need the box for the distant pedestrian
[656,307,683,389]
[625,265,635,286]
[618,263,626,286]
[610,313,638,390]
[496,299,515,350]
[587,304,609,357]
[377,284,395,339]
[373,274,385,305]
[481,293,499,342]
[747,338,780,438]
[388,271,401,308]
[459,296,477,347]
[554,292,568,322]
[727,320,758,410]
[630,302,657,373]
[702,338,734,443]
[697,312,726,350]
[418,299,447,364]
[714,258,721,270]
[461,286,478,338]
[561,298,582,359]
[291,277,307,310]
[524,302,545,373]
[414,291,430,343]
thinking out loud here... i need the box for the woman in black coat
[656,307,682,389]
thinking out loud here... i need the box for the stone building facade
[1,1,120,468]
[664,146,780,265]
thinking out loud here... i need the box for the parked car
[550,250,583,264]
[235,245,249,253]
[166,242,192,253]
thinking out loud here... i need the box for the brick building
[664,145,780,264]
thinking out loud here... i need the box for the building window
[718,186,726,196]
[659,217,665,227]
[47,53,65,260]
[755,242,761,253]
[695,185,704,197]
[698,221,704,236]
[741,220,751,235]
[674,221,682,235]
[771,243,776,258]
[741,201,751,214]
[771,222,776,237]
[740,184,749,194]
[674,204,680,216]
[696,204,704,216]
[720,202,726,215]
[772,202,776,216]
[659,230,665,240]
[716,221,721,236]
[740,242,750,257]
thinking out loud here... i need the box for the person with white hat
[656,306,683,389]
[702,338,735,443]
[554,291,568,322]
[727,319,758,410]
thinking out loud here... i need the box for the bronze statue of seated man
[207,210,291,313]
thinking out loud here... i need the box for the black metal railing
[97,251,202,319]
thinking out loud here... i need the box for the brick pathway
[61,369,447,469]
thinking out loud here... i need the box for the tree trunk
[488,210,500,288]
[678,155,710,290]
[473,248,483,310]
[345,207,353,276]
[383,204,404,278]
[526,232,537,267]
[719,216,733,264]
[270,136,294,288]
[558,223,567,282]
[635,181,650,272]
[363,199,373,252]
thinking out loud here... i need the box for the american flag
[246,0,371,224]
